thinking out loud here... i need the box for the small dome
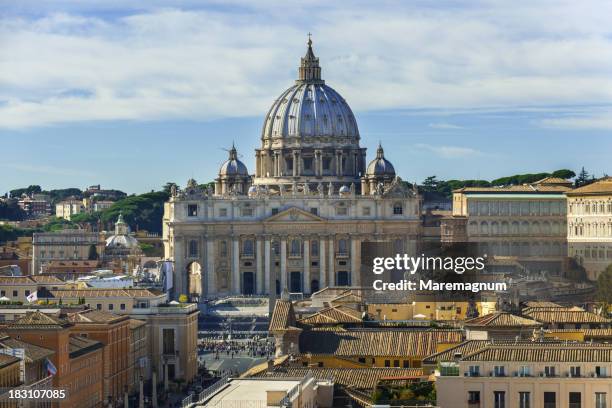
[219,144,249,177]
[366,144,396,177]
[106,234,139,249]
[339,185,350,194]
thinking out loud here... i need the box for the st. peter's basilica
[163,38,421,300]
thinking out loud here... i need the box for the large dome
[261,83,359,140]
[261,37,359,141]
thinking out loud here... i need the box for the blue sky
[1,0,612,194]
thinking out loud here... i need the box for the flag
[26,291,38,303]
[45,358,57,376]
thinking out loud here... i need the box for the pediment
[264,207,326,223]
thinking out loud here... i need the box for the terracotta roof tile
[461,343,612,362]
[464,312,542,328]
[299,329,463,357]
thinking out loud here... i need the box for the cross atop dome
[298,34,323,84]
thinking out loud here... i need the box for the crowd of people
[199,337,275,359]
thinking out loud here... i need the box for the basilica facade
[163,39,421,300]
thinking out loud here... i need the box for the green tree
[596,264,612,316]
[575,167,590,187]
[421,176,440,193]
[551,169,576,179]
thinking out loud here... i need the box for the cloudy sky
[1,0,612,194]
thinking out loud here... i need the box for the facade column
[232,238,240,294]
[293,151,299,176]
[350,237,361,287]
[255,151,260,177]
[264,238,271,294]
[303,239,310,294]
[280,237,287,291]
[206,239,216,298]
[328,238,335,287]
[319,237,326,290]
[256,238,264,294]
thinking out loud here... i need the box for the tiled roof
[67,309,128,324]
[524,309,611,324]
[298,305,363,325]
[46,288,162,298]
[68,335,103,358]
[129,319,147,329]
[269,300,297,332]
[29,275,65,284]
[0,276,38,285]
[523,301,562,309]
[566,177,612,196]
[251,367,424,390]
[422,340,490,364]
[461,343,612,362]
[7,311,70,329]
[584,329,612,339]
[0,337,54,363]
[0,353,21,369]
[299,329,463,357]
[330,292,363,305]
[464,312,542,328]
[454,184,571,194]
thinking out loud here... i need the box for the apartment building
[566,177,612,280]
[436,343,612,408]
[31,230,105,274]
[4,311,104,408]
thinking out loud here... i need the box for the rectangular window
[108,304,114,310]
[322,157,331,170]
[187,204,198,217]
[336,207,348,216]
[271,208,279,215]
[569,392,581,408]
[162,328,175,355]
[310,207,318,216]
[570,366,581,377]
[384,360,390,367]
[468,391,480,404]
[358,357,366,364]
[494,391,505,408]
[494,365,505,377]
[362,207,371,216]
[219,208,228,217]
[303,158,313,170]
[311,241,319,257]
[393,204,403,215]
[544,392,556,408]
[393,360,399,367]
[544,366,556,377]
[120,304,126,310]
[12,291,18,297]
[519,392,530,408]
[403,360,409,368]
[242,208,253,217]
[96,304,101,310]
[596,366,608,377]
[519,365,531,377]
[468,365,480,377]
[595,393,607,408]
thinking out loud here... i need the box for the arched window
[189,240,198,257]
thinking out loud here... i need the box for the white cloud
[415,143,483,159]
[1,1,612,128]
[539,112,612,130]
[428,122,464,130]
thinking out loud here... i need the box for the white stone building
[163,39,421,300]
